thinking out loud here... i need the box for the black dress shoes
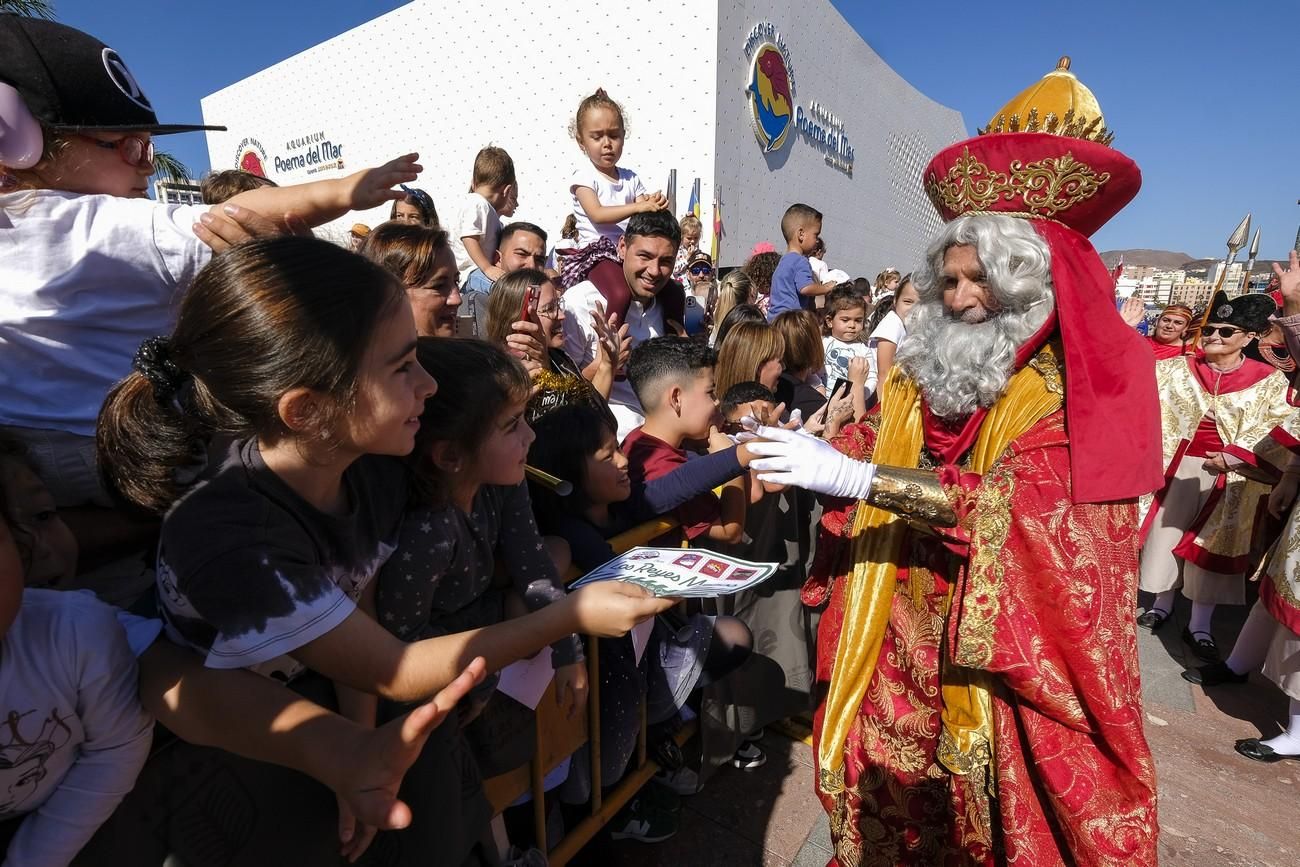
[1234,738,1300,763]
[1181,661,1248,686]
[1136,609,1170,631]
[1182,628,1220,662]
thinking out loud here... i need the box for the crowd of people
[3,14,1300,867]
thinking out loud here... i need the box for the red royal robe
[806,410,1157,867]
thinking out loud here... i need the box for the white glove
[744,424,876,499]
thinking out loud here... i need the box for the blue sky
[48,0,1300,258]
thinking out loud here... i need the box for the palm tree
[0,0,56,18]
[151,151,193,185]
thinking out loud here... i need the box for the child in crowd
[567,89,666,254]
[451,145,516,296]
[390,184,439,227]
[0,440,154,867]
[622,338,748,548]
[743,250,780,318]
[767,204,838,319]
[865,274,919,396]
[719,382,780,433]
[379,337,585,705]
[360,222,462,338]
[874,267,902,301]
[95,236,673,862]
[375,338,587,860]
[527,401,755,838]
[821,286,870,394]
[672,214,703,282]
[199,168,276,203]
[548,213,580,272]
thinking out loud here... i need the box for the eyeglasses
[537,301,562,319]
[689,265,714,275]
[77,134,154,169]
[1201,325,1243,338]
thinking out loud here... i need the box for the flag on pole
[711,186,722,263]
[686,178,701,220]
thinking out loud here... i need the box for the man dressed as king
[747,59,1163,866]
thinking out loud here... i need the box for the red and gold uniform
[807,59,1163,866]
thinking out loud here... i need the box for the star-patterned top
[377,481,582,667]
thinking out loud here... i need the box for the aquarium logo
[745,25,796,154]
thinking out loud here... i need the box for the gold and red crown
[923,57,1140,238]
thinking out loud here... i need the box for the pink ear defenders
[0,82,43,169]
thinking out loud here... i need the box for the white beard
[896,298,1053,420]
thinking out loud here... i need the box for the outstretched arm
[219,154,421,231]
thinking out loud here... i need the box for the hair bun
[594,87,608,98]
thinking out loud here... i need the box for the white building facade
[201,0,965,275]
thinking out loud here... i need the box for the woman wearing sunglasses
[682,250,718,337]
[1138,290,1300,665]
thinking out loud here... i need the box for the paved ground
[588,590,1300,866]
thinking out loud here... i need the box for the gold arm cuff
[866,465,958,528]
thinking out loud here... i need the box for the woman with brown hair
[358,222,461,338]
[714,319,785,397]
[772,310,829,421]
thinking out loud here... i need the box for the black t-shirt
[156,437,409,681]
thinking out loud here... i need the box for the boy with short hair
[452,145,517,292]
[768,203,838,319]
[623,337,748,547]
[719,381,778,431]
[821,286,870,394]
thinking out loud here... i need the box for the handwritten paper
[569,547,779,598]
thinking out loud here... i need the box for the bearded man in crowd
[746,59,1163,866]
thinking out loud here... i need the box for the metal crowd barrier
[482,515,685,865]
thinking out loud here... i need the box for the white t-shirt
[569,166,647,246]
[866,311,908,395]
[822,335,872,392]
[0,589,153,867]
[561,279,665,441]
[0,191,211,437]
[448,192,501,286]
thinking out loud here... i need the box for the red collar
[1189,355,1275,394]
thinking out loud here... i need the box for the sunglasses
[689,264,714,275]
[1201,325,1244,338]
[78,134,154,169]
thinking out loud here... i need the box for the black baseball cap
[0,15,224,135]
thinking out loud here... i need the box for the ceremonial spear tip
[1227,213,1252,252]
[1247,227,1261,261]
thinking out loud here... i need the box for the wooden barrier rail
[482,516,685,865]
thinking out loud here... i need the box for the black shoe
[1182,628,1220,662]
[1234,738,1300,764]
[1136,608,1170,631]
[1181,661,1248,686]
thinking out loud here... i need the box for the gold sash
[818,343,1065,795]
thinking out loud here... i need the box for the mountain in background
[1100,249,1283,279]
